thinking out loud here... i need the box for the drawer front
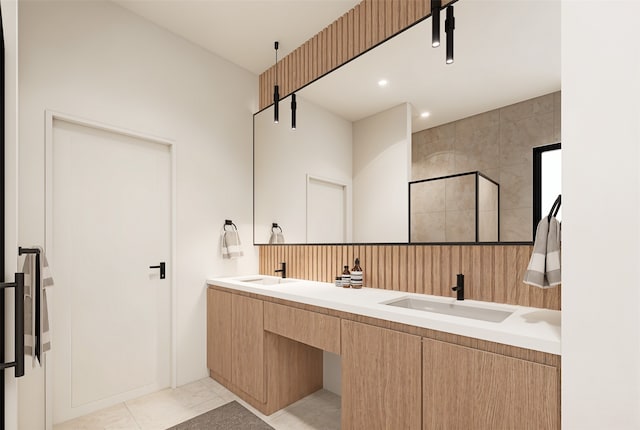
[264,302,341,354]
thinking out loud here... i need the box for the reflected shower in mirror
[410,172,499,243]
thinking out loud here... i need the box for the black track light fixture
[273,41,280,123]
[291,93,297,130]
[431,0,441,48]
[445,5,455,64]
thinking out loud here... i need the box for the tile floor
[53,378,341,430]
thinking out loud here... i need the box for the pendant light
[273,41,280,123]
[431,0,441,48]
[291,93,297,130]
[445,5,455,64]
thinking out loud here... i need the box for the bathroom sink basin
[239,276,297,286]
[383,297,514,323]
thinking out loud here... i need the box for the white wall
[352,103,410,243]
[18,1,258,424]
[2,1,19,429]
[562,1,640,428]
[254,95,352,244]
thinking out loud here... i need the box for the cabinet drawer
[264,302,341,354]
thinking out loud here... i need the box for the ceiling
[298,0,561,132]
[115,0,560,132]
[114,0,360,75]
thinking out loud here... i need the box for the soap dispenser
[341,265,351,288]
[350,258,363,289]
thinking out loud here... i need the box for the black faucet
[275,262,286,279]
[452,273,464,300]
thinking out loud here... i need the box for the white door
[307,176,346,243]
[49,118,172,423]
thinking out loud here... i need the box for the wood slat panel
[258,0,455,108]
[258,244,559,310]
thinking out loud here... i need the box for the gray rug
[168,401,275,430]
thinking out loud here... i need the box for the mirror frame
[253,8,557,247]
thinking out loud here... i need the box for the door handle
[149,262,166,279]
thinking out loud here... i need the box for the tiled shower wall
[410,173,499,242]
[259,244,561,310]
[412,91,561,242]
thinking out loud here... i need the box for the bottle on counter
[335,276,342,287]
[341,265,351,288]
[350,258,363,289]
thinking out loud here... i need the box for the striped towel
[268,231,285,244]
[222,229,243,259]
[523,217,561,288]
[21,247,54,367]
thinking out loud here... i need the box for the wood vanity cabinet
[207,286,323,414]
[206,288,232,380]
[208,285,560,427]
[206,289,265,403]
[422,338,559,430]
[231,294,265,402]
[341,320,422,430]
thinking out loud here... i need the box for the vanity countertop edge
[206,276,561,356]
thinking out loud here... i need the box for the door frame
[44,110,177,426]
[305,174,349,243]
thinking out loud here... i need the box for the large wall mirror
[254,0,560,245]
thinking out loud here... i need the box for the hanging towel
[523,218,561,288]
[269,224,285,244]
[21,247,54,367]
[222,229,243,259]
[269,231,285,244]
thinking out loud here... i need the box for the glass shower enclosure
[409,171,500,243]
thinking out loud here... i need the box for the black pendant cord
[273,41,279,123]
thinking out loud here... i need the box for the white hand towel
[21,247,54,367]
[268,231,285,244]
[222,230,243,259]
[523,217,561,288]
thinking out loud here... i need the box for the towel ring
[547,195,561,222]
[224,219,238,231]
[271,223,283,233]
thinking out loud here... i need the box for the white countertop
[207,275,561,355]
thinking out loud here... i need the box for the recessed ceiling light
[377,79,388,87]
[420,112,431,118]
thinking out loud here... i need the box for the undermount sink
[239,276,297,286]
[383,297,514,323]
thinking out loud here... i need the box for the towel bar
[0,273,25,377]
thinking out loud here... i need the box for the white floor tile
[54,402,140,430]
[55,378,341,430]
